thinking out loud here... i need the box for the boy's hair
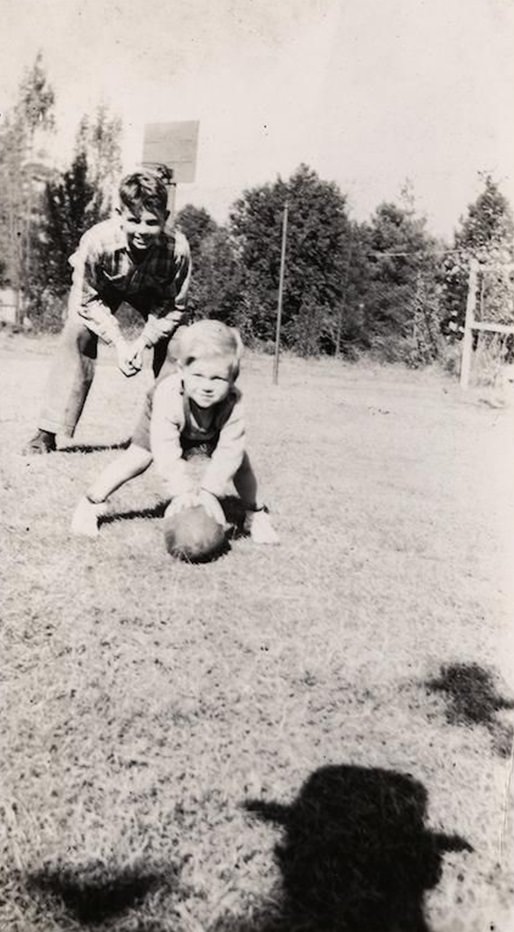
[118,170,168,218]
[175,320,243,378]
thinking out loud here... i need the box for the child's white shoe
[247,507,279,545]
[71,497,108,538]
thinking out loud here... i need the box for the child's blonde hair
[175,320,243,378]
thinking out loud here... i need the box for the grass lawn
[1,332,513,932]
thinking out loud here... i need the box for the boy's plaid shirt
[68,218,192,346]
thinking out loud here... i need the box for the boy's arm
[150,379,195,498]
[200,398,246,498]
[140,231,192,347]
[68,232,125,347]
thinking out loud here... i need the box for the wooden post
[460,259,479,390]
[166,181,177,225]
[272,200,289,385]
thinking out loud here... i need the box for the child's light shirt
[67,218,191,346]
[150,373,246,499]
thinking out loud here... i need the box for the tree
[175,205,243,323]
[74,104,122,214]
[455,174,514,251]
[331,221,373,357]
[229,164,351,354]
[442,174,514,337]
[24,103,121,328]
[27,152,106,329]
[356,194,440,361]
[0,53,55,321]
[176,204,218,259]
[191,227,244,323]
[18,51,55,139]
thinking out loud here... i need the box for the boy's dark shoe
[23,430,56,454]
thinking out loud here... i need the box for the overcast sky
[1,0,513,238]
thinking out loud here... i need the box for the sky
[1,0,513,239]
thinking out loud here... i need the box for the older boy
[24,169,191,454]
[71,320,279,544]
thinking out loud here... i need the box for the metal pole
[335,235,353,357]
[273,200,289,385]
[460,259,479,390]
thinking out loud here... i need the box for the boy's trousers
[38,315,170,437]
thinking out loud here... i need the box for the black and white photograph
[1,1,513,929]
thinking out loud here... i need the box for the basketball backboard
[142,121,200,183]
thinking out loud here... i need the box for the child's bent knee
[125,444,153,470]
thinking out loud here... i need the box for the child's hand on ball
[165,492,198,518]
[198,490,227,528]
[166,492,226,529]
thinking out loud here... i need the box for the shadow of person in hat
[244,764,473,932]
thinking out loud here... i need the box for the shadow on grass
[100,500,168,526]
[425,662,514,758]
[58,439,131,454]
[26,859,172,926]
[237,764,472,932]
[100,494,249,539]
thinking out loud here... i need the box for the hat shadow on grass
[26,859,174,926]
[239,764,473,932]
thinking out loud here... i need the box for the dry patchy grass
[1,332,514,931]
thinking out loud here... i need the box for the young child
[71,320,279,544]
[24,169,191,454]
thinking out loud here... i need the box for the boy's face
[118,205,167,252]
[181,356,234,409]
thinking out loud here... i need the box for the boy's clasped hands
[115,312,184,377]
[114,334,149,377]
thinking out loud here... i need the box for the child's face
[181,356,234,409]
[118,205,167,252]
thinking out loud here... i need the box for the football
[163,505,227,562]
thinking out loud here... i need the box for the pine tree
[0,53,55,322]
[28,152,105,330]
[175,205,245,324]
[74,105,122,214]
[354,191,440,363]
[176,204,218,259]
[229,164,351,354]
[442,175,514,336]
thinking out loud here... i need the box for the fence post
[460,259,479,390]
